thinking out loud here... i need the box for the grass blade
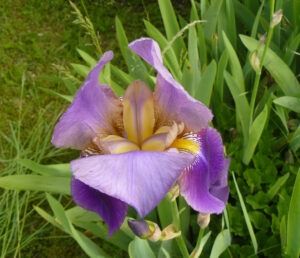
[232,172,258,254]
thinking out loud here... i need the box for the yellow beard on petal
[171,138,200,154]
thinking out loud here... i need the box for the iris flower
[52,38,229,234]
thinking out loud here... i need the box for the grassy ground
[0,0,188,256]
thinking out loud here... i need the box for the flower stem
[249,0,275,124]
[190,228,205,258]
[171,199,190,258]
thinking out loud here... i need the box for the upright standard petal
[123,80,155,145]
[179,128,229,214]
[71,151,194,217]
[52,51,122,150]
[129,38,213,132]
[71,178,127,234]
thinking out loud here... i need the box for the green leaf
[158,0,185,58]
[157,197,173,227]
[39,87,73,102]
[0,175,70,195]
[250,0,264,38]
[46,194,108,258]
[233,0,255,31]
[267,173,290,199]
[209,229,231,258]
[144,20,181,79]
[66,206,100,222]
[74,220,132,251]
[223,0,237,47]
[273,96,300,113]
[284,33,300,66]
[110,64,134,86]
[232,172,258,254]
[203,0,224,40]
[128,238,155,258]
[195,60,217,106]
[115,16,150,86]
[224,71,250,140]
[71,63,90,77]
[286,169,300,258]
[34,206,63,229]
[188,25,201,97]
[280,216,287,251]
[215,51,228,100]
[240,35,300,97]
[290,126,300,152]
[223,32,245,92]
[179,197,190,237]
[18,159,70,177]
[243,104,268,164]
[192,231,212,258]
[76,48,97,67]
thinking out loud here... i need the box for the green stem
[171,199,190,258]
[249,0,275,124]
[190,228,205,258]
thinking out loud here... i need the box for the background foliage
[0,0,299,257]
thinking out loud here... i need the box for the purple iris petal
[71,178,127,234]
[52,51,122,150]
[129,38,213,132]
[179,128,229,214]
[71,151,194,217]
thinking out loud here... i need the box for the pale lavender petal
[129,38,213,132]
[71,151,194,217]
[52,51,122,150]
[179,128,229,214]
[71,178,127,234]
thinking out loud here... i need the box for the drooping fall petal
[129,38,213,132]
[71,178,127,234]
[71,151,194,217]
[52,51,122,150]
[179,128,229,214]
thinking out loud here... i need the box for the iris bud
[250,51,261,73]
[128,219,161,241]
[128,220,181,242]
[197,213,210,229]
[271,9,283,28]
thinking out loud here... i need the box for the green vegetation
[1,0,299,257]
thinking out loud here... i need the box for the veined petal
[52,51,122,150]
[71,151,194,217]
[123,80,155,145]
[129,38,213,132]
[179,128,229,214]
[71,178,127,234]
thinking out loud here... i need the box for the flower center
[88,81,200,155]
